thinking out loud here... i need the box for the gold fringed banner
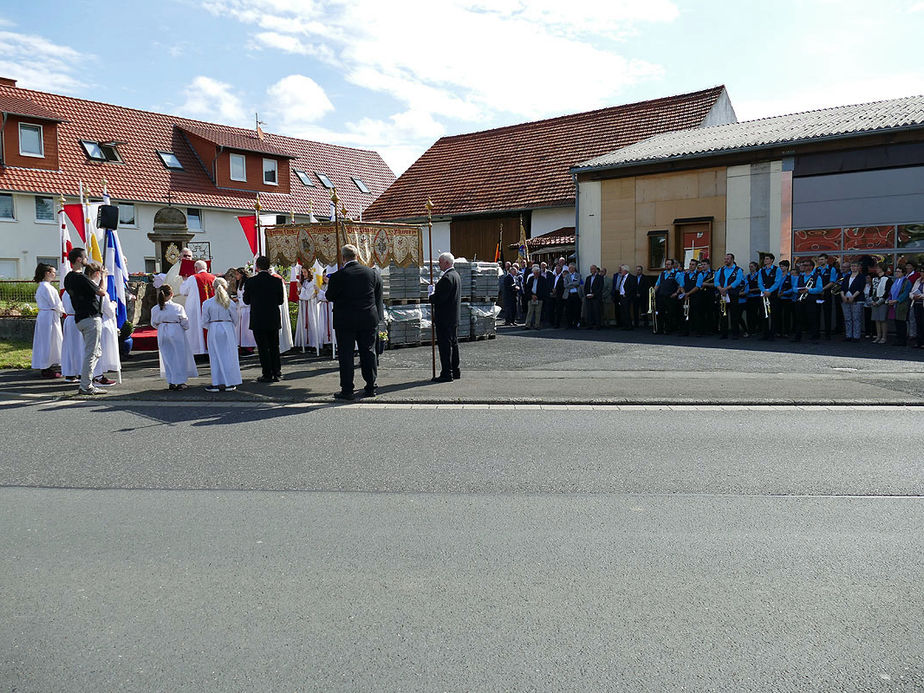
[265,221,422,268]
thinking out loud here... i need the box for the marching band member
[778,263,797,338]
[816,253,840,339]
[714,253,744,340]
[676,260,699,336]
[745,261,761,336]
[839,262,866,342]
[654,259,679,334]
[792,259,823,342]
[757,254,783,340]
[697,261,716,335]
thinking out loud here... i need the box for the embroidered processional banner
[265,222,422,268]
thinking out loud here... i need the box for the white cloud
[175,76,250,127]
[264,74,334,130]
[0,28,91,93]
[909,1,924,11]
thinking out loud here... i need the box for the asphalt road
[1,402,922,691]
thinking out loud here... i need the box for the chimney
[0,77,17,88]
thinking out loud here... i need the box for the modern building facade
[572,95,924,274]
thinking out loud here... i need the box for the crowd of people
[498,253,924,347]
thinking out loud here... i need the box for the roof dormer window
[351,176,370,194]
[80,140,122,162]
[316,172,334,189]
[156,150,183,170]
[294,170,314,186]
[19,123,44,158]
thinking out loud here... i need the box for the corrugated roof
[576,94,924,171]
[0,84,394,217]
[365,86,729,221]
[0,92,65,121]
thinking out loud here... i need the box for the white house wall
[577,180,602,273]
[0,192,262,278]
[530,206,575,238]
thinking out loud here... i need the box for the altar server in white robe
[151,285,198,390]
[31,263,63,377]
[201,277,242,392]
[277,267,294,354]
[92,290,121,384]
[294,265,321,354]
[234,267,257,349]
[318,263,338,352]
[60,291,82,382]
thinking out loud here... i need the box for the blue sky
[1,0,922,175]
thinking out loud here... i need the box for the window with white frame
[0,259,19,278]
[230,153,246,181]
[144,257,159,273]
[187,208,202,231]
[294,169,314,186]
[79,140,121,162]
[19,123,44,157]
[0,194,14,220]
[34,196,54,222]
[351,176,370,194]
[315,172,334,189]
[37,255,58,268]
[118,203,136,226]
[263,158,278,185]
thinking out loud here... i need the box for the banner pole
[426,198,435,380]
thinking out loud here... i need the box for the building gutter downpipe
[0,112,7,167]
[572,172,580,270]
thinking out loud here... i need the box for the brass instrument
[798,275,816,302]
[648,286,657,334]
[720,295,727,318]
[683,296,690,321]
[762,294,772,319]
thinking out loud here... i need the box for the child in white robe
[31,263,64,377]
[202,277,241,392]
[234,267,257,351]
[151,285,198,390]
[60,291,82,382]
[92,292,120,385]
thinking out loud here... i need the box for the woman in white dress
[202,277,241,392]
[60,291,82,383]
[234,267,257,352]
[151,285,198,390]
[31,263,63,378]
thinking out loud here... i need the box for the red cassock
[195,271,216,347]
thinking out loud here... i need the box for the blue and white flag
[104,228,129,327]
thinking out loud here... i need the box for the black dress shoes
[431,374,453,383]
[452,370,461,379]
[333,391,355,401]
[256,376,273,383]
[363,385,377,397]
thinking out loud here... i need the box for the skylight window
[157,150,183,170]
[315,172,334,189]
[351,176,370,194]
[80,140,121,162]
[294,170,314,186]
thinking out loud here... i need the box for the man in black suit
[583,264,604,329]
[243,255,284,383]
[428,251,462,382]
[613,264,638,330]
[633,265,650,328]
[325,244,383,400]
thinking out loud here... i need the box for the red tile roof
[365,86,728,221]
[177,122,296,158]
[0,92,65,121]
[528,226,575,248]
[0,84,394,218]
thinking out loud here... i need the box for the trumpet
[798,275,816,302]
[762,294,772,318]
[683,296,690,321]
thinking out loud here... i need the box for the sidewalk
[2,326,922,405]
